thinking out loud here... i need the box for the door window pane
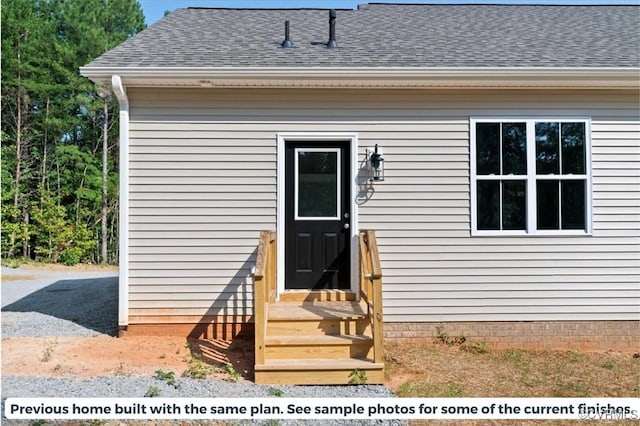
[477,181,500,230]
[561,122,586,174]
[537,180,560,230]
[562,181,586,229]
[502,181,526,230]
[476,123,500,175]
[297,151,338,218]
[535,122,559,174]
[502,123,527,175]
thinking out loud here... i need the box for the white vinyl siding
[127,88,640,324]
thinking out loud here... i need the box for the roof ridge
[364,2,637,6]
[186,7,354,11]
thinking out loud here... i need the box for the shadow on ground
[2,277,118,336]
[188,337,255,380]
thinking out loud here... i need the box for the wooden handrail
[359,230,383,364]
[254,230,276,366]
[365,230,382,279]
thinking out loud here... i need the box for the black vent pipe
[327,9,337,48]
[281,20,293,48]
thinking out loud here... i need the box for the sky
[139,0,639,25]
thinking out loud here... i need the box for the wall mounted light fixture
[366,144,384,182]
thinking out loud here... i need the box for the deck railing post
[359,230,384,364]
[254,230,276,366]
[268,232,276,302]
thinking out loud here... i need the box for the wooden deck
[253,230,384,385]
[268,300,368,320]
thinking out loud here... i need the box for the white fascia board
[80,66,640,89]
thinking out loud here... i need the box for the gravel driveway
[2,267,119,337]
[1,267,403,425]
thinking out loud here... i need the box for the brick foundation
[383,321,640,352]
[122,320,639,352]
[121,322,253,341]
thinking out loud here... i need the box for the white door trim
[276,132,359,298]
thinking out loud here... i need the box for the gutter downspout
[112,75,129,333]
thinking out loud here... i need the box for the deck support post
[254,230,276,366]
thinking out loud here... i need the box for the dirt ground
[3,332,638,397]
[1,334,254,380]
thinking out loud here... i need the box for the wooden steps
[255,359,385,385]
[279,290,357,302]
[268,300,368,320]
[253,231,384,385]
[265,334,374,359]
[254,299,384,385]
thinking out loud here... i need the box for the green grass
[144,386,160,397]
[154,369,179,388]
[503,349,525,366]
[443,384,465,397]
[396,380,436,397]
[554,380,589,397]
[224,364,242,382]
[348,368,368,385]
[568,349,585,363]
[462,339,491,355]
[385,342,639,399]
[182,353,214,379]
[600,358,617,370]
[267,387,284,397]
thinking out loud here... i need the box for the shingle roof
[85,4,640,69]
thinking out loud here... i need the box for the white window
[471,118,592,236]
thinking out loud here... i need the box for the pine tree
[1,0,146,264]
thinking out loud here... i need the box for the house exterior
[81,4,640,352]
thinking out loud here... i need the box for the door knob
[344,223,350,229]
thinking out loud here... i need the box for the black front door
[285,141,351,289]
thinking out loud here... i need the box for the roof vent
[281,20,293,48]
[327,9,337,48]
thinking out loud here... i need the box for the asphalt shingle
[84,4,640,69]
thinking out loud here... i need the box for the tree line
[2,0,146,264]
